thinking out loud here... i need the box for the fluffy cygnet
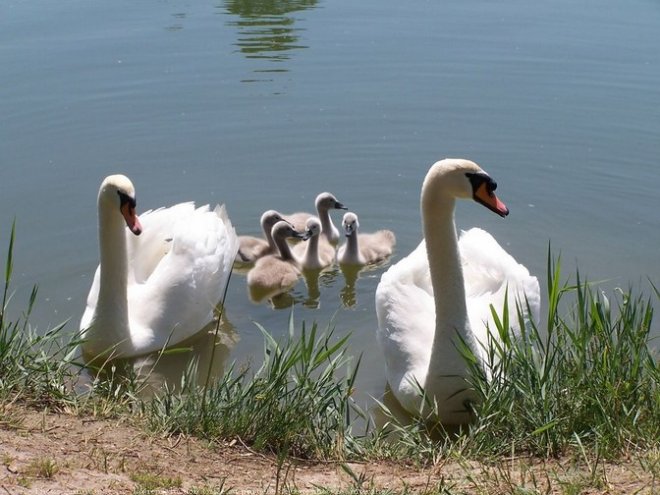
[292,216,336,270]
[247,221,310,296]
[237,210,286,264]
[337,212,396,266]
[284,192,347,245]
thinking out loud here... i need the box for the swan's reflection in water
[339,258,392,308]
[223,0,318,80]
[245,259,396,310]
[246,265,342,309]
[301,267,341,309]
[85,311,237,397]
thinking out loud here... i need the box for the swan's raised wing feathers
[459,228,540,347]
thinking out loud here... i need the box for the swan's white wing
[80,265,101,332]
[81,202,204,333]
[458,228,541,352]
[127,204,238,352]
[375,240,435,411]
[127,202,199,283]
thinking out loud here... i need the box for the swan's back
[82,202,238,357]
[459,228,540,352]
[128,203,238,352]
[375,232,540,411]
[375,241,435,406]
[246,221,306,299]
[247,255,300,292]
[353,229,396,264]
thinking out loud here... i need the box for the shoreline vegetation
[1,222,659,494]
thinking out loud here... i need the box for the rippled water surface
[2,0,659,405]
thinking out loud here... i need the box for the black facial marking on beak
[465,172,496,195]
[117,191,136,209]
[465,171,509,217]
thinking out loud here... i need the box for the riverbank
[2,404,657,494]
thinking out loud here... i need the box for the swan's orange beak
[120,202,143,235]
[474,182,509,218]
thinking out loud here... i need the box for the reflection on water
[222,0,318,80]
[339,260,393,309]
[244,261,391,310]
[85,313,237,398]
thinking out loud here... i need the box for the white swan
[292,217,336,270]
[284,192,347,245]
[375,158,540,426]
[247,220,309,300]
[80,175,239,360]
[337,212,396,266]
[236,210,286,264]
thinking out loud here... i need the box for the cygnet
[237,210,287,264]
[284,192,347,245]
[337,212,396,266]
[247,221,310,297]
[292,216,336,270]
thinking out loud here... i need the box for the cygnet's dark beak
[294,229,311,241]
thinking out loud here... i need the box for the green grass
[147,314,361,460]
[0,222,81,409]
[462,252,660,459]
[1,222,659,470]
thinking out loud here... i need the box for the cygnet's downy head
[315,192,347,212]
[271,220,311,242]
[304,217,322,238]
[341,212,359,237]
[260,210,286,231]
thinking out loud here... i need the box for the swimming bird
[292,216,336,270]
[284,192,347,245]
[236,209,287,264]
[80,174,239,360]
[336,212,396,266]
[247,220,310,300]
[375,158,540,426]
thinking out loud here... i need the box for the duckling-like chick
[237,210,286,264]
[292,216,336,270]
[284,192,347,246]
[337,212,396,266]
[247,221,310,298]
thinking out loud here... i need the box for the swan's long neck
[95,201,130,332]
[263,223,277,251]
[318,207,338,245]
[275,234,296,262]
[422,182,474,380]
[342,231,361,264]
[303,235,320,266]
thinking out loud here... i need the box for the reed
[462,252,660,459]
[147,313,361,460]
[0,222,80,409]
[2,222,658,467]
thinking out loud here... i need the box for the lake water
[2,0,659,407]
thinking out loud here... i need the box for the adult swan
[375,159,540,426]
[80,175,239,360]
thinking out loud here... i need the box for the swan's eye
[117,191,136,208]
[466,172,497,196]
